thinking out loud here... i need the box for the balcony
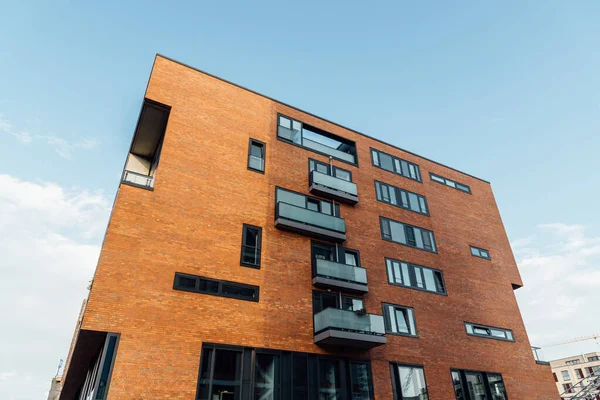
[314,308,386,349]
[309,170,358,205]
[313,258,368,293]
[275,202,346,242]
[122,170,155,189]
[532,347,550,365]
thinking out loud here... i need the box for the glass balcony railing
[310,170,358,197]
[277,126,356,163]
[314,308,385,336]
[315,259,367,285]
[532,347,550,365]
[276,202,346,234]
[122,170,154,189]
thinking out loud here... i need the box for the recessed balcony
[309,170,358,205]
[313,258,368,294]
[314,308,386,349]
[275,201,346,242]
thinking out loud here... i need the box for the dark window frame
[277,114,359,166]
[196,342,374,400]
[247,138,266,173]
[312,289,365,317]
[275,186,341,217]
[470,245,491,260]
[308,158,353,181]
[370,147,422,182]
[450,369,509,400]
[311,240,362,267]
[374,180,429,216]
[379,216,438,253]
[429,172,472,194]
[240,224,262,269]
[385,257,447,295]
[465,322,514,342]
[390,362,429,400]
[173,272,259,302]
[382,302,418,338]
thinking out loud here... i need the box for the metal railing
[314,308,385,336]
[122,170,154,188]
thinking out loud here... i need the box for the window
[254,353,281,400]
[371,148,421,182]
[198,344,375,400]
[561,370,570,381]
[465,323,514,342]
[575,368,584,379]
[383,303,417,337]
[374,181,429,215]
[248,139,265,173]
[565,359,580,366]
[429,173,471,194]
[240,224,262,268]
[587,366,600,376]
[309,159,352,181]
[385,258,445,294]
[313,290,364,315]
[278,115,357,164]
[470,246,491,260]
[563,383,573,394]
[276,187,340,217]
[312,242,361,267]
[588,356,600,362]
[173,273,259,302]
[451,370,508,400]
[380,217,437,253]
[390,364,429,400]
[197,347,243,400]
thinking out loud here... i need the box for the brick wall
[80,55,557,399]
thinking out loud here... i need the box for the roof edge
[154,53,490,184]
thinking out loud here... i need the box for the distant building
[551,352,600,398]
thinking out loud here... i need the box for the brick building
[58,54,557,399]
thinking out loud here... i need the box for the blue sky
[1,1,600,398]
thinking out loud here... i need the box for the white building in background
[551,352,600,398]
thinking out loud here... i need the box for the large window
[465,323,514,342]
[277,115,357,164]
[562,370,570,381]
[451,370,508,400]
[430,173,471,194]
[380,217,437,253]
[385,258,445,295]
[390,364,429,400]
[565,359,580,366]
[240,224,262,268]
[197,344,374,400]
[248,138,266,173]
[382,303,417,337]
[173,273,259,302]
[375,181,428,215]
[370,148,421,182]
[588,356,600,362]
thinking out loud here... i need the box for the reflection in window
[254,353,280,400]
[318,359,341,399]
[198,348,242,400]
[375,181,428,215]
[350,362,373,400]
[465,372,487,400]
[383,304,417,336]
[487,374,508,400]
[380,217,437,252]
[371,148,421,182]
[248,139,265,172]
[391,364,429,400]
[386,258,445,294]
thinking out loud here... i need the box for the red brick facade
[66,55,557,399]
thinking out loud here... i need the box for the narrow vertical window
[254,353,280,400]
[241,224,262,268]
[248,139,265,173]
[391,364,429,400]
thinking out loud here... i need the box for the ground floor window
[451,369,508,400]
[197,343,374,400]
[390,363,429,399]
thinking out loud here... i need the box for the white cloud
[0,113,98,158]
[515,223,600,360]
[0,174,111,399]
